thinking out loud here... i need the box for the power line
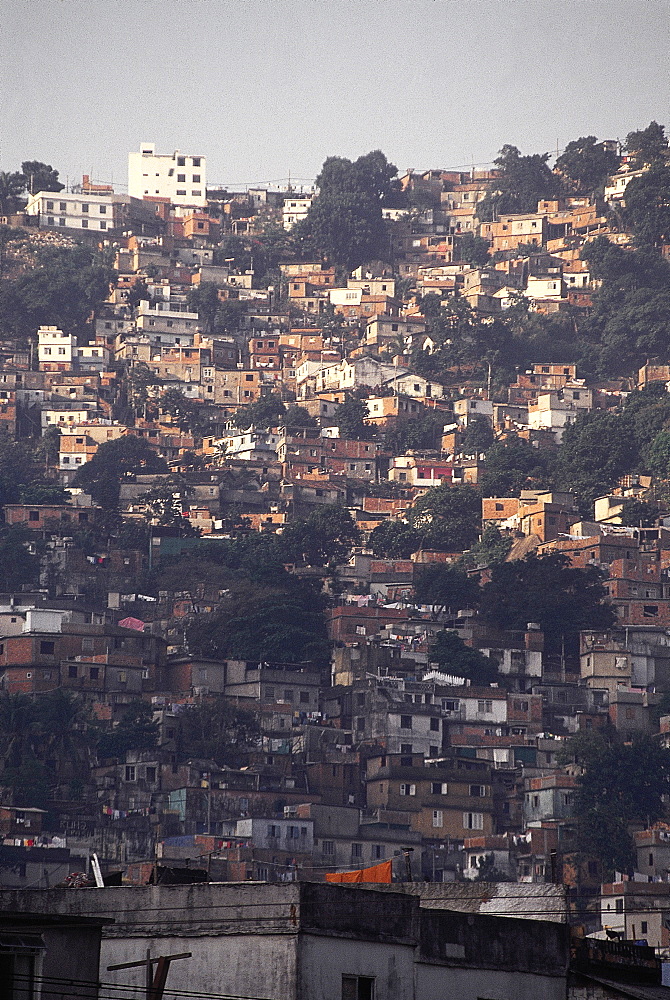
[10,973,274,1000]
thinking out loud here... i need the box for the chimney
[525,622,544,652]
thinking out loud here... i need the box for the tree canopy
[478,145,562,219]
[555,137,619,194]
[428,629,499,686]
[408,484,482,552]
[625,121,668,168]
[298,150,397,269]
[72,435,168,508]
[479,551,615,659]
[560,730,670,877]
[21,161,64,194]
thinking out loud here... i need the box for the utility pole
[108,951,192,1000]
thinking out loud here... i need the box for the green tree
[0,242,114,339]
[463,526,513,569]
[623,164,670,248]
[428,630,498,685]
[178,698,260,767]
[280,506,360,566]
[646,431,670,478]
[34,689,94,784]
[461,414,494,453]
[555,137,620,194]
[369,520,422,558]
[385,410,447,453]
[284,404,318,430]
[160,388,201,433]
[140,481,199,535]
[478,144,562,220]
[479,551,615,659]
[72,435,168,509]
[0,525,40,590]
[560,730,670,878]
[555,410,636,509]
[97,701,159,759]
[20,161,64,194]
[186,580,330,668]
[231,393,286,430]
[298,150,396,269]
[580,239,670,374]
[333,396,370,440]
[618,498,661,527]
[625,121,668,168]
[188,282,221,334]
[479,436,553,497]
[413,563,480,612]
[0,172,26,215]
[457,232,491,266]
[408,483,482,552]
[0,693,39,770]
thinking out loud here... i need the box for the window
[265,687,275,699]
[432,782,447,795]
[615,899,624,913]
[322,840,334,855]
[342,975,374,1000]
[477,699,493,713]
[125,766,136,781]
[470,785,486,797]
[399,783,416,796]
[89,667,99,680]
[146,767,156,782]
[192,157,201,167]
[400,715,412,729]
[46,200,54,210]
[430,717,440,731]
[644,605,659,617]
[82,219,88,228]
[193,174,201,183]
[82,204,89,213]
[299,691,310,704]
[177,174,186,183]
[463,812,484,830]
[351,842,363,858]
[40,641,55,655]
[442,699,459,711]
[268,825,279,838]
[29,510,39,521]
[641,921,648,934]
[432,810,443,828]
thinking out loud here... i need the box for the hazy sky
[2,0,669,192]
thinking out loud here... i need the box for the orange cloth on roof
[325,860,392,884]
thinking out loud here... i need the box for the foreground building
[0,881,568,1000]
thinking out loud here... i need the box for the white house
[25,191,117,232]
[128,142,207,208]
[37,326,76,368]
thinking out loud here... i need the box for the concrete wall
[418,965,566,1000]
[300,934,415,1000]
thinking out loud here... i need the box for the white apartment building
[25,191,117,232]
[128,143,207,207]
[37,326,76,367]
